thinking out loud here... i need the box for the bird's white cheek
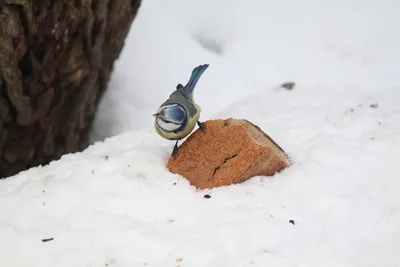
[157,119,181,132]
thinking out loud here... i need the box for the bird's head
[153,103,187,133]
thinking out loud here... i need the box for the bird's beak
[152,113,159,118]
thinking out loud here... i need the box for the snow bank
[1,85,399,266]
[91,0,400,141]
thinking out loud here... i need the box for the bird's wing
[166,91,197,117]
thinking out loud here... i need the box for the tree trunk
[0,0,141,178]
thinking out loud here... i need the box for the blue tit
[153,64,209,157]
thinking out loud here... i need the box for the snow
[1,0,400,266]
[91,0,399,141]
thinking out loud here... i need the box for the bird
[153,64,209,158]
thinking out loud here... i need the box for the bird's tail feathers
[184,64,209,95]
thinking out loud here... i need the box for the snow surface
[91,0,399,141]
[1,0,400,266]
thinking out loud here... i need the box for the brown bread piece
[167,118,291,189]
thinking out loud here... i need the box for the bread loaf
[167,118,291,189]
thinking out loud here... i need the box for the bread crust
[167,118,291,189]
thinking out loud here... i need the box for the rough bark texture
[0,0,141,178]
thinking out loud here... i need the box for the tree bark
[0,0,141,178]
